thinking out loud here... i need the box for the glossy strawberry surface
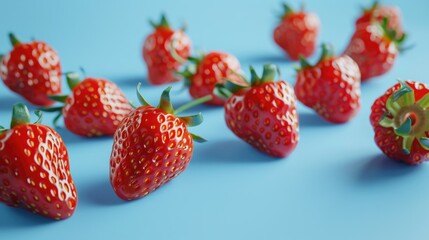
[356,2,403,36]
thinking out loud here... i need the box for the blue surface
[1,0,429,239]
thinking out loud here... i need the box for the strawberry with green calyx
[344,18,406,81]
[356,1,403,36]
[42,72,132,137]
[295,43,361,123]
[0,103,77,220]
[370,80,429,165]
[216,64,299,158]
[273,2,320,60]
[143,14,191,85]
[110,84,210,200]
[0,33,62,106]
[177,51,246,105]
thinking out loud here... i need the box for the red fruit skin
[0,124,77,220]
[0,42,61,106]
[370,81,429,165]
[295,55,361,123]
[356,5,403,36]
[143,27,191,85]
[344,24,398,81]
[225,81,299,157]
[63,78,132,137]
[189,52,245,105]
[110,106,194,200]
[273,12,320,60]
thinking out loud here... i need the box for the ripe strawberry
[355,1,403,36]
[179,51,246,105]
[295,43,361,123]
[344,18,406,81]
[143,14,191,85]
[44,72,132,137]
[110,85,209,200]
[370,81,429,165]
[0,103,77,220]
[216,64,299,157]
[273,3,320,60]
[0,33,61,106]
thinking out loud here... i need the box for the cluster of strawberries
[0,1,428,221]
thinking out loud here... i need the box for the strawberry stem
[136,82,150,106]
[174,95,212,114]
[190,133,207,143]
[299,55,312,69]
[49,94,68,103]
[34,110,43,124]
[261,64,277,82]
[150,13,170,29]
[318,43,334,63]
[9,33,21,47]
[179,112,204,127]
[281,3,295,17]
[66,72,81,90]
[158,87,174,114]
[11,103,31,128]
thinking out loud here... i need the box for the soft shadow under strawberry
[0,207,56,230]
[298,112,337,127]
[81,178,124,206]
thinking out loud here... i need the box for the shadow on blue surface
[0,206,57,230]
[54,127,114,145]
[80,178,124,206]
[240,53,291,64]
[0,94,28,109]
[357,154,422,183]
[298,111,336,127]
[193,139,280,164]
[112,75,150,87]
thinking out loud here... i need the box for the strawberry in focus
[179,51,246,105]
[0,33,61,106]
[344,18,406,81]
[355,1,403,36]
[370,81,429,165]
[110,84,209,200]
[43,72,132,137]
[295,43,361,123]
[143,14,191,85]
[273,3,320,60]
[0,103,77,220]
[216,64,299,158]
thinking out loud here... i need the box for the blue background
[1,0,428,239]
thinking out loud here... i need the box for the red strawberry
[355,1,403,36]
[179,51,246,105]
[370,81,429,165]
[110,85,209,200]
[143,14,191,85]
[0,33,61,106]
[44,72,132,137]
[295,43,361,123]
[0,103,77,220]
[344,18,406,81]
[273,3,320,60]
[216,64,299,157]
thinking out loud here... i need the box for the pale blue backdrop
[0,0,428,239]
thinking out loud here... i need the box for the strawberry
[344,18,406,81]
[355,1,403,36]
[43,72,132,137]
[143,14,191,85]
[273,3,320,60]
[110,85,209,200]
[370,81,429,165]
[216,64,299,157]
[0,103,77,220]
[295,43,361,123]
[179,51,246,105]
[0,33,62,106]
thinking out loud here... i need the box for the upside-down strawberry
[43,72,132,137]
[143,14,191,85]
[216,64,299,157]
[110,85,210,200]
[0,33,61,106]
[0,103,77,220]
[370,80,429,165]
[273,3,320,60]
[295,43,361,123]
[344,18,406,81]
[178,51,246,105]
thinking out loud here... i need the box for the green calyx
[214,64,277,99]
[150,14,170,29]
[297,43,334,71]
[136,83,211,142]
[1,103,42,132]
[9,33,22,47]
[379,17,407,49]
[379,81,429,154]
